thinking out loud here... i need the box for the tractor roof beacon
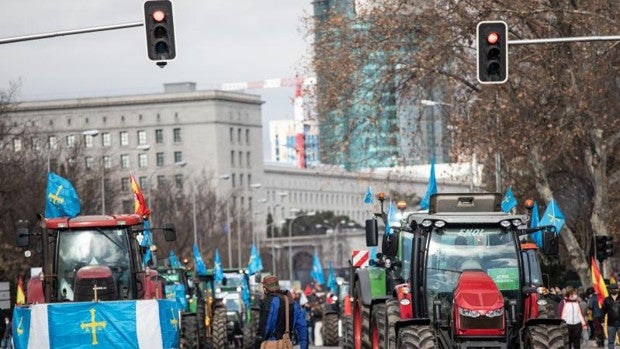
[363,193,567,349]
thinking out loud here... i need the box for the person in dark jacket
[601,283,620,349]
[254,275,308,349]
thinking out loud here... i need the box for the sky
[0,0,314,159]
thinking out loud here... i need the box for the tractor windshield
[56,228,131,301]
[425,226,520,315]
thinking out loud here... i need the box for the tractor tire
[523,323,568,349]
[361,302,372,349]
[396,325,435,349]
[196,298,206,349]
[322,313,340,346]
[342,315,354,349]
[385,298,400,349]
[210,305,229,349]
[181,313,199,349]
[372,302,386,349]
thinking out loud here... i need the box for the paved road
[307,340,612,348]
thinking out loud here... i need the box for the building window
[139,176,148,190]
[240,174,244,189]
[103,155,112,169]
[137,130,147,145]
[122,200,132,213]
[66,135,75,147]
[155,129,163,143]
[173,128,181,142]
[102,132,111,147]
[231,151,235,167]
[246,151,251,168]
[230,128,234,143]
[157,175,166,187]
[119,131,129,146]
[84,135,94,148]
[231,174,236,188]
[175,174,184,189]
[237,128,241,143]
[120,154,129,169]
[174,151,182,163]
[48,136,58,150]
[238,151,243,167]
[138,153,148,168]
[156,152,164,167]
[85,156,94,169]
[246,129,250,144]
[121,177,130,191]
[13,139,22,152]
[32,139,41,151]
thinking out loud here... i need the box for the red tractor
[363,193,567,348]
[16,214,176,304]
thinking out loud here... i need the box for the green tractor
[194,270,229,349]
[217,269,260,349]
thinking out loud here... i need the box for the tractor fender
[522,317,565,327]
[394,317,431,341]
[355,267,387,306]
[355,268,372,305]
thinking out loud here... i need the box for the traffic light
[144,0,176,62]
[476,21,508,84]
[595,235,614,262]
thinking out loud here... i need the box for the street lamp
[288,209,316,281]
[267,219,286,275]
[47,129,100,173]
[248,183,262,246]
[218,174,233,268]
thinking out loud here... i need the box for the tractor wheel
[523,323,568,349]
[342,315,354,349]
[210,305,229,349]
[322,313,340,346]
[361,302,372,349]
[182,313,199,349]
[396,325,435,349]
[353,280,372,349]
[196,298,206,349]
[372,303,386,349]
[385,298,400,349]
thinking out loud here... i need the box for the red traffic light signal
[144,0,176,62]
[477,21,508,84]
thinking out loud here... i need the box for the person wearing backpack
[255,275,308,349]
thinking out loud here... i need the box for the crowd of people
[545,283,620,349]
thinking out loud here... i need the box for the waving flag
[419,160,437,210]
[142,249,152,268]
[326,262,338,295]
[241,277,251,308]
[169,250,181,269]
[16,276,26,306]
[311,253,325,285]
[129,172,151,217]
[385,199,397,236]
[139,220,153,248]
[539,199,565,235]
[193,244,208,276]
[530,201,542,247]
[501,187,518,213]
[213,249,224,284]
[247,244,263,275]
[45,172,81,218]
[591,257,608,307]
[364,186,373,204]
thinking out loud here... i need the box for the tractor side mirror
[365,219,378,246]
[16,226,30,247]
[163,223,176,242]
[541,230,559,256]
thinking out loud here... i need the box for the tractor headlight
[485,307,504,318]
[500,220,512,228]
[421,220,433,228]
[459,307,481,318]
[434,220,446,228]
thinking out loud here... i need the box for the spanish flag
[129,172,151,217]
[591,257,608,307]
[16,276,25,305]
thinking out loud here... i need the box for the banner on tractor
[12,299,180,349]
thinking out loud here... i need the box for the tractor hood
[453,270,505,336]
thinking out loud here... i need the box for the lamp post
[248,183,262,246]
[288,209,315,281]
[218,174,232,268]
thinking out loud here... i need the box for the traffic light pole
[0,22,144,45]
[508,35,620,45]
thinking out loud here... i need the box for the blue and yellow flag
[363,186,373,204]
[45,172,80,218]
[169,250,181,269]
[530,201,542,247]
[311,253,325,285]
[193,244,208,276]
[419,160,437,210]
[326,262,337,294]
[385,199,397,236]
[501,187,518,213]
[214,249,224,284]
[247,244,263,276]
[539,199,565,235]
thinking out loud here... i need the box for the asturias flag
[501,187,518,213]
[169,250,181,269]
[419,160,437,210]
[326,262,338,295]
[310,253,325,285]
[45,172,81,218]
[538,199,565,235]
[364,186,373,204]
[530,201,542,247]
[214,249,224,284]
[193,244,208,276]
